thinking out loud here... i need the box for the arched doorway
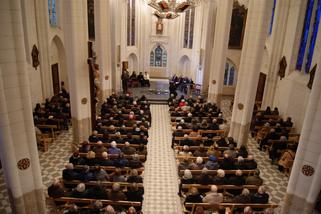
[128,53,138,75]
[179,55,191,76]
[50,35,68,95]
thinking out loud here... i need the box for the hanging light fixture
[148,0,200,19]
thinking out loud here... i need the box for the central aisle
[142,105,183,214]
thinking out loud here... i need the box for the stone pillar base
[72,117,91,151]
[207,93,223,106]
[282,194,315,214]
[228,122,251,147]
[9,188,46,214]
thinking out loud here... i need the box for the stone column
[207,0,233,106]
[229,0,273,146]
[0,0,46,213]
[64,0,92,149]
[261,0,290,109]
[201,1,216,95]
[282,48,321,213]
[95,0,113,99]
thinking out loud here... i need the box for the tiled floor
[0,96,290,213]
[142,105,183,214]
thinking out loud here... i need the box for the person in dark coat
[244,154,257,169]
[107,183,127,201]
[251,186,269,203]
[128,154,143,169]
[184,187,203,204]
[220,153,235,170]
[48,179,68,198]
[71,183,88,198]
[62,163,78,181]
[127,169,143,183]
[86,183,108,199]
[126,183,144,202]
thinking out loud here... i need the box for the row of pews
[169,98,278,214]
[47,93,150,213]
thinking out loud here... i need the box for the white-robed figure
[143,71,150,87]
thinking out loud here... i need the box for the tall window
[269,0,276,35]
[183,8,195,49]
[87,0,95,40]
[296,0,314,71]
[224,61,236,86]
[150,45,167,67]
[127,0,136,46]
[48,0,57,26]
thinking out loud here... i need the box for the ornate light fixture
[148,0,200,19]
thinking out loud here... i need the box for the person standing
[121,70,129,93]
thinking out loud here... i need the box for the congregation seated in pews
[252,106,299,175]
[169,97,277,213]
[33,84,71,151]
[48,93,149,213]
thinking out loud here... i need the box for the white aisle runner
[142,105,182,214]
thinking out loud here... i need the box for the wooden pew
[85,142,143,149]
[37,124,58,139]
[74,165,144,173]
[185,202,278,213]
[178,169,256,176]
[97,134,148,139]
[181,184,260,191]
[101,125,148,131]
[78,153,146,161]
[51,197,142,207]
[63,180,144,188]
[176,156,250,162]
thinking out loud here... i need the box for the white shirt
[144,73,150,80]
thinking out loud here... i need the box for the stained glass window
[183,10,190,48]
[48,0,57,26]
[224,61,236,86]
[127,0,136,46]
[183,8,195,49]
[87,0,95,40]
[306,0,321,72]
[269,0,276,35]
[150,45,167,67]
[296,0,314,70]
[150,51,155,66]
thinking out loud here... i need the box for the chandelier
[148,0,200,19]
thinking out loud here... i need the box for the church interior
[1,0,321,213]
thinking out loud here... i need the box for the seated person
[111,168,127,182]
[181,169,194,184]
[244,154,257,169]
[212,169,227,185]
[108,141,121,155]
[195,167,212,185]
[71,183,88,198]
[127,169,143,183]
[122,142,136,155]
[204,155,220,170]
[223,144,237,159]
[130,71,137,79]
[107,183,127,201]
[99,151,114,166]
[188,157,204,170]
[235,156,247,170]
[126,183,144,202]
[86,183,108,199]
[237,145,248,158]
[184,187,203,204]
[89,130,100,142]
[251,186,269,203]
[220,153,235,170]
[193,144,207,157]
[143,71,150,86]
[246,169,263,186]
[128,154,143,169]
[48,178,68,198]
[137,72,144,85]
[202,185,223,205]
[233,188,251,203]
[62,163,78,181]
